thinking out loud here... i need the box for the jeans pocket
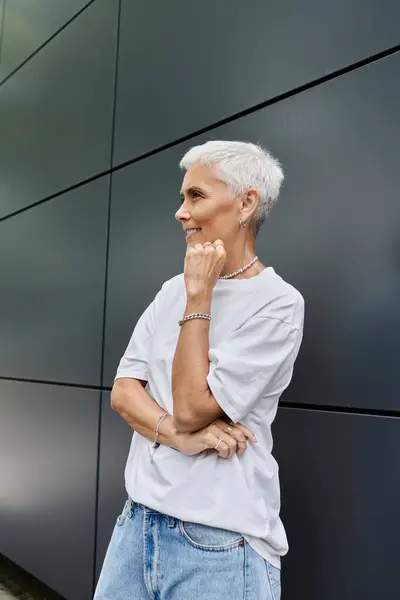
[179,521,243,551]
[266,562,281,600]
[116,498,133,526]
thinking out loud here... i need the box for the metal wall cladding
[103,151,187,386]
[0,0,4,66]
[0,380,100,600]
[0,177,109,386]
[0,0,117,218]
[113,0,400,165]
[95,393,133,580]
[0,0,91,80]
[1,0,399,598]
[105,53,400,410]
[273,407,400,599]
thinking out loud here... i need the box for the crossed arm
[111,294,253,458]
[170,294,225,432]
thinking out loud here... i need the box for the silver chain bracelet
[178,313,211,327]
[149,411,169,464]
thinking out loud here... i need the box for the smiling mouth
[185,228,201,238]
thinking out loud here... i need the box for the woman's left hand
[184,240,226,299]
[174,418,255,459]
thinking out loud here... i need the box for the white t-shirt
[115,266,304,568]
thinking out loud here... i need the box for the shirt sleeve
[206,314,303,423]
[114,287,163,382]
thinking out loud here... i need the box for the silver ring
[214,439,222,450]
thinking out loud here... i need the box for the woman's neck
[219,243,264,279]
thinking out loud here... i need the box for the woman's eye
[180,191,202,203]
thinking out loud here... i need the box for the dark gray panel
[103,160,185,385]
[0,0,117,218]
[0,177,109,386]
[105,53,400,411]
[0,380,100,600]
[0,0,4,66]
[273,408,400,600]
[0,0,91,81]
[114,0,400,165]
[96,392,133,581]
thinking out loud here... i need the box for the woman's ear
[241,189,260,220]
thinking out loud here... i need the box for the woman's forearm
[171,294,225,432]
[111,377,249,459]
[111,377,180,449]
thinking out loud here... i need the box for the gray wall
[0,1,399,598]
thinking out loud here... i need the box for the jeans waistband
[130,498,168,516]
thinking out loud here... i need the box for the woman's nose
[175,205,189,222]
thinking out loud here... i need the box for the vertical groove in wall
[92,0,122,594]
[0,0,6,68]
[92,390,103,595]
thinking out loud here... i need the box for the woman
[94,140,304,600]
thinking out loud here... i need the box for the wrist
[185,294,212,314]
[158,415,182,451]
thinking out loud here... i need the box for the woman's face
[176,163,241,245]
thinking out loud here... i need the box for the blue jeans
[94,498,281,600]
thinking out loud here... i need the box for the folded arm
[111,377,180,448]
[172,293,226,433]
[172,293,304,433]
[111,377,253,458]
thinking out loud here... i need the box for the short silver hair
[179,140,284,236]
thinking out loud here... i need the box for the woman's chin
[186,232,203,243]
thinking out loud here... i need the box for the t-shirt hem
[114,370,148,382]
[206,373,243,423]
[126,481,283,569]
[244,535,282,569]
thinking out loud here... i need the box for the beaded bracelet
[178,313,211,326]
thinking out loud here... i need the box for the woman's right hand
[174,419,256,459]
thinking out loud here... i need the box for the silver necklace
[218,256,259,280]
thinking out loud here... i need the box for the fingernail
[252,437,257,444]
